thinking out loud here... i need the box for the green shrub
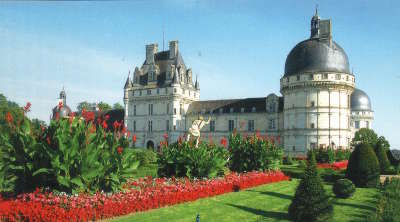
[387,150,400,167]
[0,115,139,194]
[132,148,157,166]
[374,140,391,174]
[320,168,345,183]
[368,178,400,221]
[298,160,307,168]
[283,154,294,165]
[335,149,352,161]
[157,141,228,179]
[315,147,335,163]
[333,179,355,198]
[229,133,283,172]
[288,151,333,221]
[346,143,380,188]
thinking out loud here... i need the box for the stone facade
[124,13,374,155]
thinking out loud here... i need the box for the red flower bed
[0,171,289,222]
[317,160,348,170]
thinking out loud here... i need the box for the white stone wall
[281,72,355,156]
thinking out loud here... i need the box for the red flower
[102,120,108,129]
[255,130,260,138]
[40,125,45,133]
[5,112,13,124]
[117,146,123,154]
[132,134,137,143]
[23,102,31,113]
[220,137,227,147]
[46,137,51,145]
[105,115,110,120]
[163,133,168,140]
[113,121,120,130]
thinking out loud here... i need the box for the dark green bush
[315,147,335,163]
[333,179,356,198]
[288,151,333,221]
[346,143,380,188]
[229,133,283,172]
[298,160,307,168]
[157,141,228,179]
[320,168,345,183]
[368,178,400,221]
[375,140,391,174]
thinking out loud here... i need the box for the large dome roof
[351,88,372,111]
[284,39,350,76]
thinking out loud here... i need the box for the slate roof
[186,97,271,115]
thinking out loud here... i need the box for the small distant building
[51,88,72,120]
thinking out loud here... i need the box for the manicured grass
[105,179,378,222]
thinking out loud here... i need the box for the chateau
[123,12,374,156]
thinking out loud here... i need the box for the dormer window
[323,73,328,79]
[241,107,245,113]
[335,74,341,80]
[230,108,234,113]
[251,107,256,112]
[309,74,314,80]
[297,75,300,81]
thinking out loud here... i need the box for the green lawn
[105,180,378,222]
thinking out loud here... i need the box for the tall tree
[352,128,378,147]
[97,102,112,111]
[113,102,124,110]
[77,101,95,113]
[288,151,333,221]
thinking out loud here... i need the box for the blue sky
[0,1,399,148]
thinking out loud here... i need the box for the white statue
[186,116,211,147]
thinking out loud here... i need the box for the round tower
[280,12,355,156]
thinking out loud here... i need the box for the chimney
[146,43,158,64]
[169,40,178,59]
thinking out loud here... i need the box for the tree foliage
[113,102,124,110]
[288,151,333,221]
[346,143,380,188]
[352,128,378,147]
[97,101,112,111]
[375,139,391,174]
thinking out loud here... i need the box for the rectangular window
[166,120,170,131]
[173,125,176,131]
[366,121,370,129]
[174,108,177,115]
[269,119,276,129]
[309,74,314,80]
[133,120,136,132]
[210,120,215,132]
[139,90,142,96]
[180,104,183,115]
[166,103,170,114]
[228,120,234,132]
[296,75,300,81]
[311,101,315,107]
[335,74,341,80]
[248,120,255,132]
[310,123,315,129]
[147,89,151,95]
[157,88,160,94]
[148,120,152,132]
[310,143,317,149]
[323,73,328,79]
[355,121,360,129]
[148,104,153,115]
[133,105,137,116]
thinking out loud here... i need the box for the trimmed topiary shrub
[320,168,345,183]
[346,143,380,188]
[315,147,335,163]
[288,151,333,221]
[333,179,356,198]
[374,140,391,174]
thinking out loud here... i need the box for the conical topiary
[374,140,391,174]
[288,151,333,222]
[346,143,380,188]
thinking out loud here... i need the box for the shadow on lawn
[246,190,293,200]
[226,203,290,220]
[333,201,375,211]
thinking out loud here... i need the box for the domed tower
[280,11,355,156]
[350,88,374,133]
[52,88,72,120]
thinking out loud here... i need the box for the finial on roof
[315,4,318,16]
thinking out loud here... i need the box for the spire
[124,71,131,89]
[310,6,320,38]
[195,75,199,89]
[59,87,67,106]
[315,4,318,17]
